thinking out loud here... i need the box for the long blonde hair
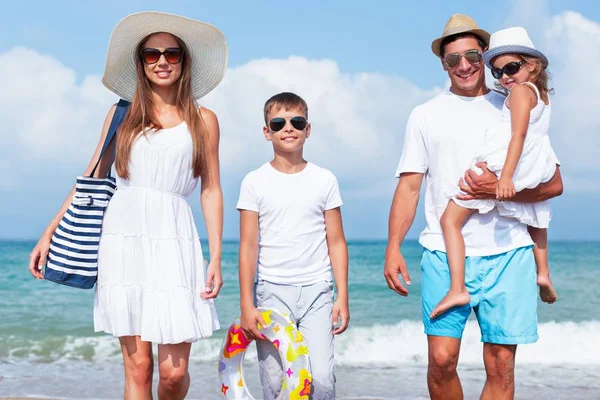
[115,34,209,180]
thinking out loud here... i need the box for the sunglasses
[491,61,526,79]
[443,49,482,68]
[140,48,184,64]
[269,116,308,132]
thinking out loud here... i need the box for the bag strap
[89,99,131,178]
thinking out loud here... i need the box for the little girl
[432,27,559,319]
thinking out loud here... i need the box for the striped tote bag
[44,99,130,289]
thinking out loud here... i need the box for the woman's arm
[28,105,117,279]
[199,107,224,299]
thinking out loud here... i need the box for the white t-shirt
[396,90,534,256]
[237,162,343,285]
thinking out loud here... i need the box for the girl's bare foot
[430,290,470,319]
[537,274,558,304]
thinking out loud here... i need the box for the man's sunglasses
[141,48,184,65]
[491,61,526,79]
[269,116,308,132]
[443,50,482,69]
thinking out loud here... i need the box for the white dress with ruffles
[453,82,558,228]
[93,121,220,344]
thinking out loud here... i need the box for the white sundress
[93,121,220,344]
[454,82,558,228]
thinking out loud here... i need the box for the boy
[237,92,349,400]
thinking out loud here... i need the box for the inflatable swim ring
[218,308,312,399]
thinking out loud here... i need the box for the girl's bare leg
[528,226,557,303]
[431,201,475,318]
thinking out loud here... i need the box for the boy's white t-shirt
[396,90,537,256]
[237,162,343,285]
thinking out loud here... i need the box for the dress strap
[520,82,541,102]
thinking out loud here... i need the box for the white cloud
[201,56,438,186]
[0,47,115,167]
[1,7,600,238]
[501,7,600,190]
[0,50,436,193]
[4,8,598,192]
[543,12,600,171]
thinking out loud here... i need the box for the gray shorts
[255,279,335,400]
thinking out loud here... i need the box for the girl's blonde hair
[115,33,210,182]
[520,54,554,98]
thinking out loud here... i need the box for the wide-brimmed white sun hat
[483,27,548,69]
[102,11,228,101]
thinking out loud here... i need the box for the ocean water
[0,240,599,399]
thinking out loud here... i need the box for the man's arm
[384,172,423,296]
[457,163,563,203]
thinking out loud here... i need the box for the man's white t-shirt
[237,162,343,285]
[396,90,535,256]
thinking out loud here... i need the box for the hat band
[483,44,548,68]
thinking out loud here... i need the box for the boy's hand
[240,305,268,341]
[496,176,516,200]
[332,298,350,335]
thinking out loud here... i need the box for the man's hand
[383,246,411,296]
[456,162,497,201]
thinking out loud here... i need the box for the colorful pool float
[218,307,312,399]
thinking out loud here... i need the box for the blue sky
[1,0,599,240]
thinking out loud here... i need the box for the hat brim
[102,11,228,101]
[431,28,490,57]
[483,45,548,69]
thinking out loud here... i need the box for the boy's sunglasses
[269,116,308,132]
[443,49,482,68]
[491,61,526,79]
[141,48,183,65]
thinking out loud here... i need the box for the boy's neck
[270,152,307,174]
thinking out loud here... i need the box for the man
[383,14,563,400]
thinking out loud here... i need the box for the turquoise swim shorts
[421,246,539,344]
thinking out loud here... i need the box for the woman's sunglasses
[491,61,526,79]
[140,48,184,65]
[443,49,482,69]
[269,116,308,132]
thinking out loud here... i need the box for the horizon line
[2,237,599,243]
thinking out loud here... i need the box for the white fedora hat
[482,27,548,69]
[102,11,228,101]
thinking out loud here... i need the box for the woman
[28,11,227,399]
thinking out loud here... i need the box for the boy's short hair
[263,92,308,124]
